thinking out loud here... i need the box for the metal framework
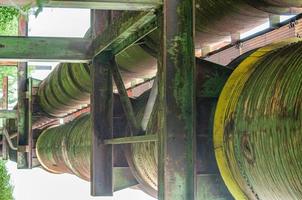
[0,1,197,199]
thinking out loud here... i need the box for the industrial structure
[0,1,302,200]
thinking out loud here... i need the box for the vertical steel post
[157,0,196,199]
[90,10,113,196]
[91,52,113,196]
[27,77,33,168]
[17,15,30,169]
[1,77,8,160]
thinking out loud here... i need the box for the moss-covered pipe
[214,38,302,200]
[37,42,156,117]
[37,0,302,117]
[36,61,232,199]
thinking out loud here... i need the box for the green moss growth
[0,160,13,200]
[0,7,19,36]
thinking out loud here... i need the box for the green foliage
[0,7,18,36]
[0,7,18,105]
[0,160,14,200]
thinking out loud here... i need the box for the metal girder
[44,0,162,10]
[0,12,156,63]
[0,110,17,119]
[157,0,196,199]
[0,0,162,10]
[0,36,92,62]
[1,77,8,160]
[17,16,30,169]
[91,52,113,196]
[92,11,157,57]
[111,60,141,135]
[104,134,157,145]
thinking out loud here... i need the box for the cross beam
[0,11,156,62]
[92,11,157,57]
[0,36,92,62]
[0,0,162,10]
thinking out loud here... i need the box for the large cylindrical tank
[36,1,302,118]
[214,38,302,200]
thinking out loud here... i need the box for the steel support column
[17,16,30,169]
[90,10,114,196]
[1,77,8,160]
[157,0,196,199]
[91,53,113,196]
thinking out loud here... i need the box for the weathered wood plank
[0,36,92,62]
[92,11,157,57]
[0,0,161,10]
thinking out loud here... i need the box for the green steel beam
[92,11,157,57]
[112,60,141,136]
[0,36,92,62]
[104,134,157,145]
[0,0,162,10]
[44,0,162,10]
[27,77,33,169]
[91,52,114,196]
[157,0,196,199]
[17,16,30,169]
[0,110,17,119]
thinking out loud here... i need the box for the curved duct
[214,38,302,200]
[37,0,302,117]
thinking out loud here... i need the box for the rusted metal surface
[91,52,114,196]
[112,60,141,136]
[17,15,30,169]
[157,0,196,199]
[0,61,17,66]
[90,10,114,196]
[27,77,33,168]
[1,77,8,160]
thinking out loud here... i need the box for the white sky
[6,8,155,200]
